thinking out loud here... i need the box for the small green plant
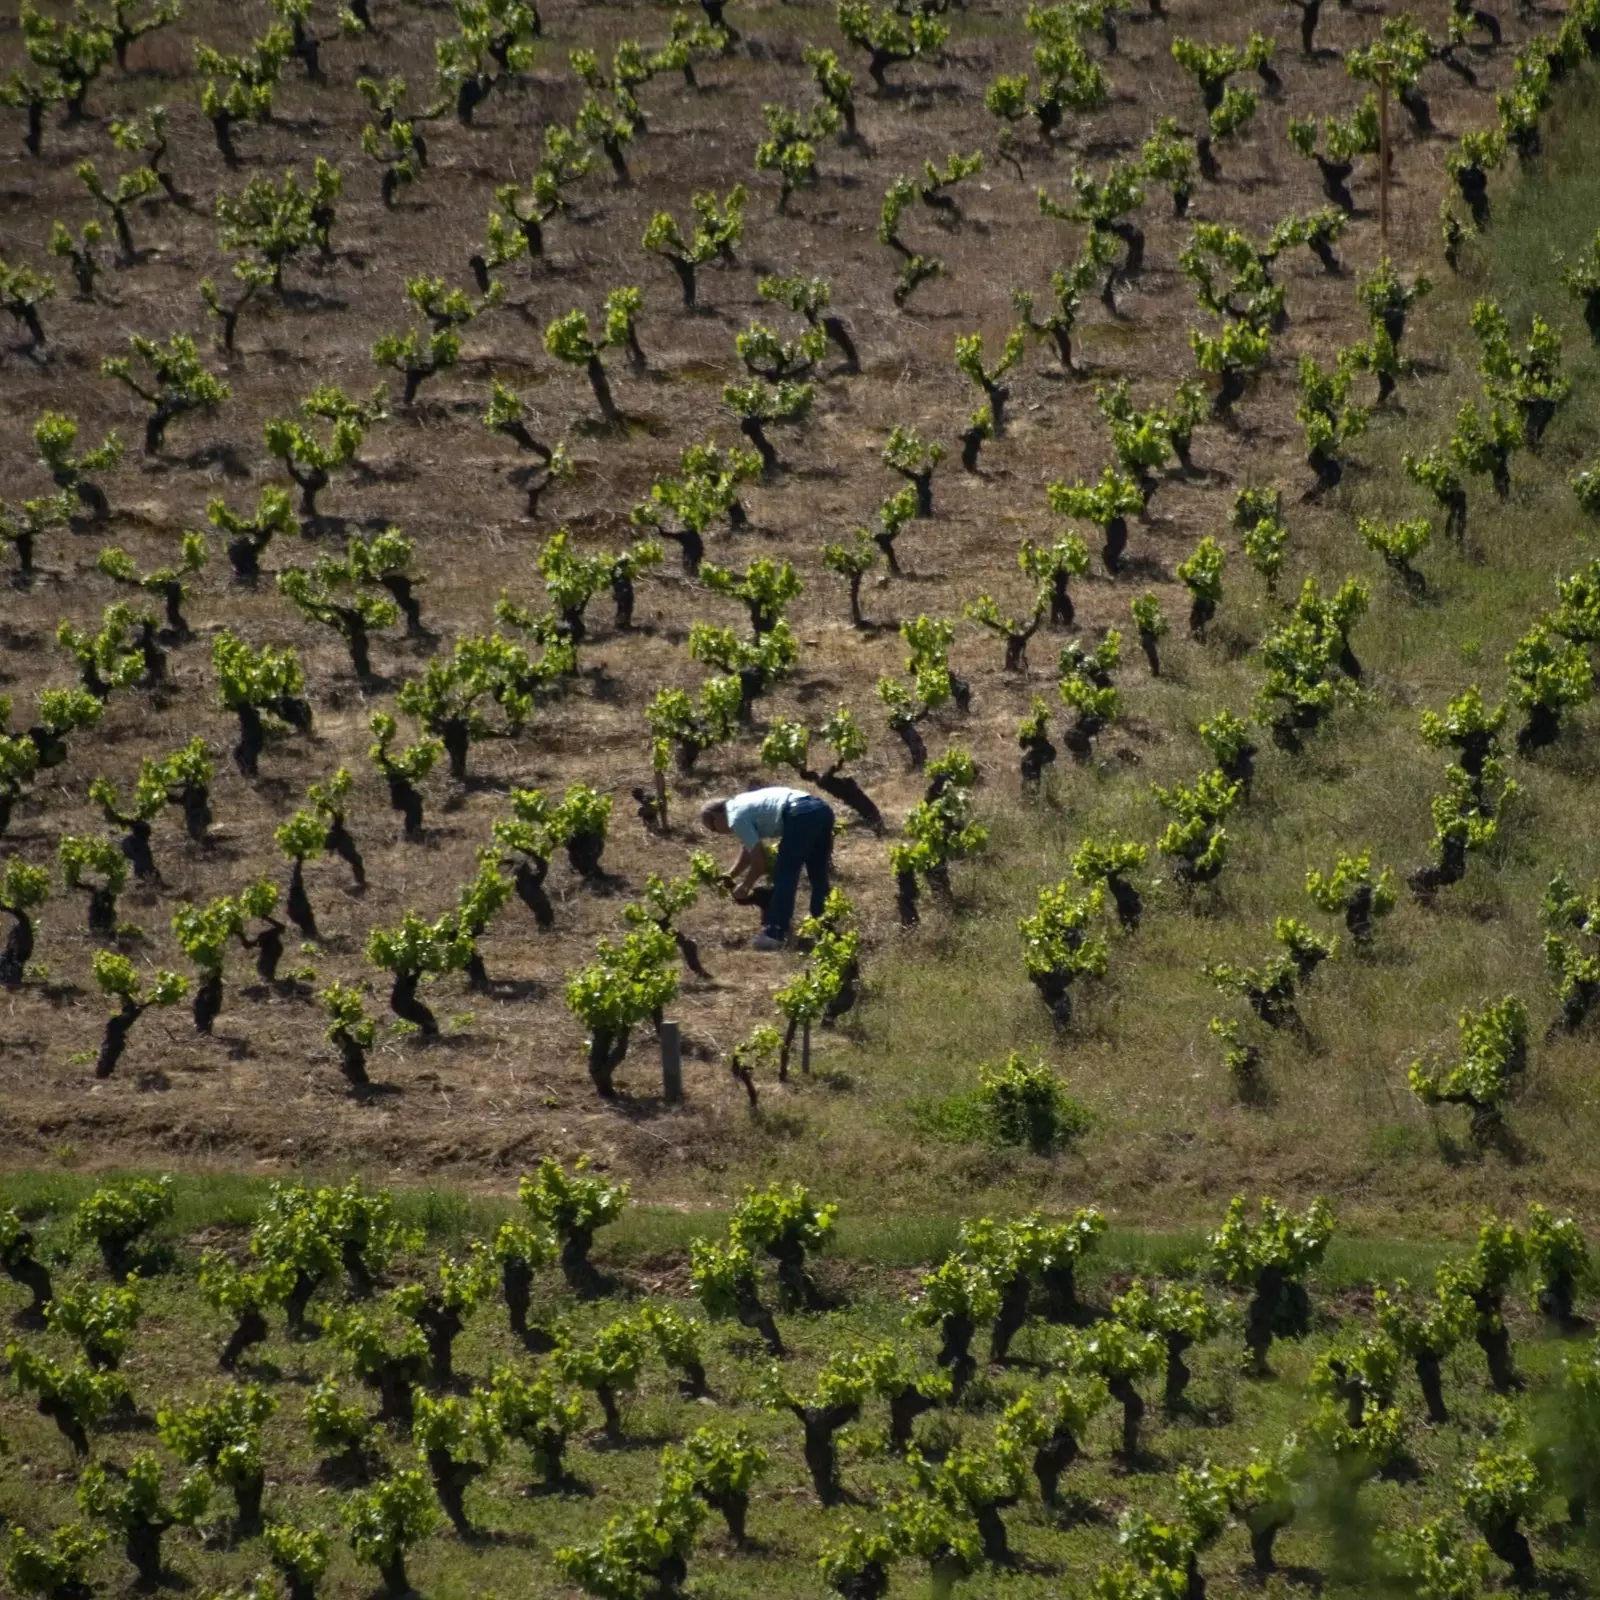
[1176,536,1225,636]
[1346,15,1433,132]
[101,332,229,455]
[47,219,102,299]
[1020,531,1091,631]
[278,558,400,682]
[762,1351,874,1505]
[836,0,948,92]
[805,41,857,137]
[1191,318,1271,419]
[520,1155,628,1295]
[1205,918,1331,1037]
[433,0,540,124]
[58,835,127,938]
[197,1251,292,1371]
[194,23,290,163]
[730,1184,837,1311]
[368,712,441,840]
[642,184,746,307]
[556,1319,646,1442]
[1141,116,1198,216]
[396,631,562,780]
[96,534,204,637]
[1446,128,1505,229]
[207,486,292,583]
[474,125,587,287]
[555,1477,705,1600]
[3,1522,107,1599]
[1152,768,1239,887]
[1055,631,1121,761]
[637,1303,711,1398]
[44,1278,140,1371]
[1457,1446,1541,1588]
[1472,297,1570,448]
[57,601,158,700]
[0,1206,53,1323]
[484,1362,585,1490]
[1358,515,1431,594]
[664,1425,767,1546]
[77,1450,209,1585]
[1525,1202,1590,1324]
[1559,226,1600,340]
[691,1238,784,1354]
[1130,593,1168,675]
[1039,161,1146,311]
[889,757,986,923]
[326,1297,429,1424]
[1505,619,1591,753]
[73,1176,174,1278]
[0,492,74,583]
[213,629,310,777]
[1542,872,1600,1034]
[357,76,428,207]
[1207,1193,1335,1372]
[1409,995,1528,1149]
[340,1468,437,1598]
[1048,467,1143,576]
[1390,1518,1492,1600]
[1306,850,1396,947]
[374,274,497,405]
[1297,352,1367,496]
[1013,249,1105,372]
[89,966,185,1087]
[1063,1321,1165,1460]
[215,161,341,293]
[156,1383,276,1537]
[907,1254,1000,1398]
[8,1340,127,1457]
[965,593,1044,674]
[754,102,833,212]
[955,328,1026,447]
[1372,1277,1474,1425]
[76,156,159,266]
[18,2,113,124]
[565,926,679,1097]
[264,383,383,520]
[365,911,470,1037]
[263,1521,329,1600]
[412,1389,502,1535]
[1019,882,1108,1028]
[1404,447,1468,542]
[978,1052,1089,1153]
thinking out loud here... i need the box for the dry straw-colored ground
[1,0,1596,1236]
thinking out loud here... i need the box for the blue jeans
[765,795,834,938]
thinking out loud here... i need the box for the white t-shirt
[726,787,807,848]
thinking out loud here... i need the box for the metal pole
[1378,63,1391,253]
[660,1021,683,1103]
[801,1022,811,1076]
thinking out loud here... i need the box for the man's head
[700,799,730,834]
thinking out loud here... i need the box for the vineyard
[6,0,1600,1591]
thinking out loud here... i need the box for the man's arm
[730,844,768,893]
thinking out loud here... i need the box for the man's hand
[730,843,769,897]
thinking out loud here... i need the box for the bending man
[702,786,835,951]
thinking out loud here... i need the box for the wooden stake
[801,1021,812,1076]
[660,1020,683,1103]
[1378,63,1391,252]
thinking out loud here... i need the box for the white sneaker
[750,932,784,952]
